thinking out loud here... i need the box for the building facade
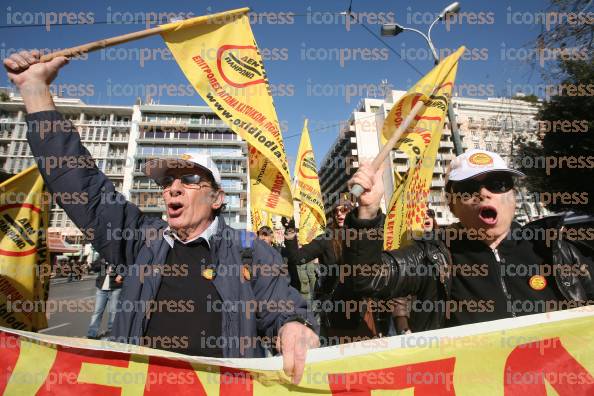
[0,94,134,259]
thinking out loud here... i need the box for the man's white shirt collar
[163,217,219,248]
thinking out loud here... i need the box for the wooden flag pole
[39,7,250,62]
[350,98,428,198]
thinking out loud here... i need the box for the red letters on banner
[37,345,129,395]
[143,356,207,395]
[0,332,21,394]
[327,357,456,395]
[503,337,594,395]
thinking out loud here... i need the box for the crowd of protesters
[4,49,594,385]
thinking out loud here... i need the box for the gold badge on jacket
[529,275,547,291]
[242,265,251,281]
[202,268,215,280]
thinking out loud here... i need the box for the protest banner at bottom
[0,307,593,395]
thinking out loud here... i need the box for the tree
[515,58,594,214]
[513,94,540,104]
[532,0,594,80]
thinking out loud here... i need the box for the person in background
[272,223,286,253]
[257,226,274,246]
[67,259,76,282]
[87,258,123,339]
[284,194,391,343]
[423,209,438,232]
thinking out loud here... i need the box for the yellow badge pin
[202,268,215,280]
[242,265,251,281]
[529,275,547,291]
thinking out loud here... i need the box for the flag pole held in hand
[39,7,250,62]
[350,98,427,198]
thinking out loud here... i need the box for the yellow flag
[250,208,274,233]
[161,8,293,217]
[383,47,465,250]
[250,207,264,232]
[266,210,274,229]
[294,120,326,245]
[0,166,50,331]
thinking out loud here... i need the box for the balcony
[105,168,124,176]
[432,179,446,187]
[109,136,130,143]
[107,152,127,159]
[188,118,227,128]
[137,137,241,146]
[486,121,502,131]
[393,164,408,173]
[111,121,132,127]
[79,120,132,127]
[140,117,227,128]
[0,118,19,123]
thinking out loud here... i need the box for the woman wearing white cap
[342,149,594,331]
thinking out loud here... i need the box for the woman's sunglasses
[335,205,353,215]
[450,173,514,195]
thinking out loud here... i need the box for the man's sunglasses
[450,173,514,195]
[156,174,213,189]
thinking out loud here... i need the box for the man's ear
[211,190,225,210]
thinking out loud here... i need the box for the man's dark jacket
[91,259,122,290]
[26,111,316,358]
[343,210,594,332]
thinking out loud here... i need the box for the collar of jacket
[162,217,219,248]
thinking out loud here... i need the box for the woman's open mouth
[478,205,498,226]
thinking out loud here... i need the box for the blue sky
[1,0,553,168]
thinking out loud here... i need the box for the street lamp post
[381,2,464,155]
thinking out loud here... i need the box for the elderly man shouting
[4,51,318,384]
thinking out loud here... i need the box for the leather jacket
[343,210,594,332]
